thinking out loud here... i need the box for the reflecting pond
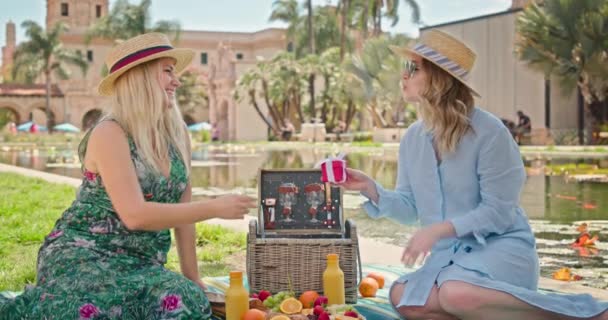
[1,144,607,288]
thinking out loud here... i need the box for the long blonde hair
[417,59,474,155]
[106,59,189,175]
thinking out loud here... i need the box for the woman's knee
[437,280,481,315]
[390,282,443,320]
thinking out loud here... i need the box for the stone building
[1,0,287,141]
[421,0,573,142]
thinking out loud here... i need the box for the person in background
[516,110,532,144]
[338,29,608,320]
[211,122,220,142]
[0,32,256,319]
[281,118,295,141]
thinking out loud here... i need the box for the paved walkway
[1,162,606,300]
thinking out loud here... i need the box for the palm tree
[516,0,608,144]
[344,35,410,128]
[269,0,301,53]
[86,0,181,42]
[12,21,88,133]
[347,0,421,38]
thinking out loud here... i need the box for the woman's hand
[336,168,378,203]
[338,168,372,192]
[402,222,456,266]
[210,194,257,220]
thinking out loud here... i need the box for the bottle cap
[229,271,243,279]
[327,253,339,260]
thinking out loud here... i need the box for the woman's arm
[86,121,255,231]
[358,132,418,225]
[174,128,204,287]
[175,183,205,288]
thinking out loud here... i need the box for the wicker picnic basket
[246,218,362,303]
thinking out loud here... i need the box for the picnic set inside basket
[247,169,362,303]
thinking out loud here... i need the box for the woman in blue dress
[340,29,608,319]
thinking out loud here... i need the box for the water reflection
[1,145,607,222]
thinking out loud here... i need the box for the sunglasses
[403,60,419,78]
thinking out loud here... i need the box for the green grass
[0,172,247,291]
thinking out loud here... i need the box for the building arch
[27,104,56,127]
[0,103,23,125]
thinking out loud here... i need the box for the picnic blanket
[0,264,405,320]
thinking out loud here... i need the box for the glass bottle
[323,253,345,305]
[225,271,249,320]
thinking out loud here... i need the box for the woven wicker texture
[247,219,362,303]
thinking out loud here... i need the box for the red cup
[321,159,346,183]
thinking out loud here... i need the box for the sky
[0,0,512,61]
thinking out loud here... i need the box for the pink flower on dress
[162,294,182,312]
[48,230,63,239]
[79,303,100,318]
[84,170,97,181]
[73,237,95,248]
[88,226,108,234]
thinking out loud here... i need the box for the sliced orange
[301,308,314,316]
[269,315,291,320]
[279,297,303,314]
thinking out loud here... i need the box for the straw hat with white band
[98,33,194,96]
[390,29,480,97]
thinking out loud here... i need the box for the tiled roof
[0,83,64,97]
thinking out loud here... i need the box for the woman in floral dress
[0,33,256,319]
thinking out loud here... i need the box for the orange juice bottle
[323,253,345,305]
[225,271,249,320]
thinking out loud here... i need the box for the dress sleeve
[450,127,526,245]
[361,135,418,225]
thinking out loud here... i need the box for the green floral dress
[0,121,213,319]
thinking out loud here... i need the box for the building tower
[46,0,109,31]
[1,21,16,81]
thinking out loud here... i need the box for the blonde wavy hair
[417,59,475,156]
[105,59,189,175]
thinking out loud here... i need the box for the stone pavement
[1,162,606,300]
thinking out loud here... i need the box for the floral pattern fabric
[0,122,213,319]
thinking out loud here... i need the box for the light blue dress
[363,107,608,318]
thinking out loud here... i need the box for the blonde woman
[0,33,255,319]
[340,30,608,320]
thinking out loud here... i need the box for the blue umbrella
[187,122,212,132]
[53,123,81,133]
[17,121,47,132]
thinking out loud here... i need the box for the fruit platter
[254,290,366,320]
[207,290,366,320]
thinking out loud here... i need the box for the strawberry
[344,310,359,318]
[318,312,330,320]
[313,305,325,316]
[257,290,271,302]
[314,296,328,307]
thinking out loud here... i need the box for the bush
[353,131,373,142]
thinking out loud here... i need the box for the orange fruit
[366,272,385,289]
[299,290,320,308]
[359,277,379,297]
[242,309,266,320]
[269,316,290,320]
[301,308,314,316]
[279,297,303,314]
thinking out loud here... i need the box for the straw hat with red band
[98,32,194,96]
[390,29,480,97]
